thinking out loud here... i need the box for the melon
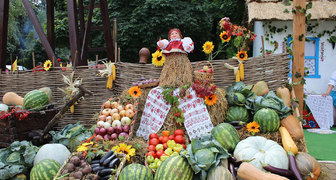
[34,144,71,165]
[23,89,49,110]
[211,123,240,152]
[118,163,153,180]
[253,108,280,133]
[226,106,250,123]
[30,159,60,180]
[154,155,193,180]
[207,165,233,180]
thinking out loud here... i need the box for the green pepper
[149,162,157,169]
[167,140,176,149]
[164,148,173,156]
[147,155,154,163]
[156,144,164,151]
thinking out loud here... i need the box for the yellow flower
[112,143,136,161]
[204,94,218,106]
[237,50,248,61]
[129,86,142,98]
[76,142,93,152]
[152,50,165,67]
[246,121,260,135]
[219,31,231,42]
[202,41,214,54]
[43,60,52,71]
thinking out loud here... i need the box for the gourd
[2,92,24,106]
[233,136,289,171]
[295,152,321,180]
[237,162,289,180]
[34,144,71,165]
[207,165,233,180]
[281,115,304,140]
[276,87,291,107]
[251,81,269,96]
[279,126,298,154]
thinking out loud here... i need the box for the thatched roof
[248,0,336,23]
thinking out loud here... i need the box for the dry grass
[207,88,228,126]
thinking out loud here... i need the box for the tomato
[161,136,169,144]
[156,149,164,158]
[174,135,184,144]
[147,151,156,158]
[147,145,156,152]
[149,138,160,146]
[168,135,175,140]
[162,130,170,137]
[183,144,186,149]
[163,143,168,150]
[158,136,164,143]
[174,129,184,136]
[149,133,158,139]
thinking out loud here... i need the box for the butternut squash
[279,126,298,154]
[276,87,291,107]
[2,92,24,106]
[281,115,304,140]
[237,162,289,180]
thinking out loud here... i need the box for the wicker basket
[193,61,214,83]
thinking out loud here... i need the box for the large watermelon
[118,163,153,180]
[253,108,280,133]
[154,155,193,180]
[30,159,60,180]
[211,123,240,152]
[226,106,250,123]
[23,90,49,110]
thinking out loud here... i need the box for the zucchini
[99,150,114,164]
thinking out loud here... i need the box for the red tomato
[149,138,160,146]
[161,136,169,144]
[168,135,175,140]
[183,144,186,149]
[174,129,184,136]
[163,143,168,150]
[147,151,156,158]
[147,145,156,152]
[174,135,184,144]
[156,149,164,158]
[149,133,158,139]
[158,136,164,143]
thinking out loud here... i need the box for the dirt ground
[319,161,336,180]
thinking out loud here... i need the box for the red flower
[174,112,181,117]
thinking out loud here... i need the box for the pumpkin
[233,136,289,171]
[251,81,269,96]
[237,162,289,180]
[34,144,71,165]
[279,126,298,154]
[281,115,304,140]
[207,165,233,180]
[2,92,24,106]
[295,152,321,180]
[276,87,291,107]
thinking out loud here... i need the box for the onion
[98,115,107,121]
[112,120,121,128]
[99,127,107,136]
[115,126,123,134]
[110,108,118,115]
[97,121,105,128]
[106,116,112,123]
[121,117,131,126]
[104,134,110,141]
[102,108,111,116]
[107,127,114,134]
[104,101,111,108]
[95,135,103,142]
[122,125,130,133]
[126,110,135,118]
[119,110,126,117]
[111,133,118,140]
[118,132,129,139]
[94,127,100,134]
[103,122,111,129]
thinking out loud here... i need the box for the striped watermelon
[118,163,153,180]
[23,90,49,110]
[154,155,193,180]
[30,159,60,180]
[253,108,280,133]
[211,123,240,152]
[226,106,250,123]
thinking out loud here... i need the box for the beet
[73,171,83,179]
[82,165,92,175]
[66,162,75,172]
[70,156,81,166]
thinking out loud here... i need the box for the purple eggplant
[288,151,303,180]
[262,162,294,179]
[229,162,237,180]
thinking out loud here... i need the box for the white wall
[253,20,336,94]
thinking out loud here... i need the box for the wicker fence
[0,53,290,130]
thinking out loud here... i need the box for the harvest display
[0,17,325,180]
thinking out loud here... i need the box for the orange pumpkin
[295,152,321,180]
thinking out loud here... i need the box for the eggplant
[234,125,244,130]
[229,162,237,180]
[100,174,111,180]
[228,156,242,167]
[90,163,100,168]
[228,121,242,126]
[103,153,117,167]
[108,157,120,168]
[98,168,113,177]
[288,151,303,180]
[99,150,115,164]
[262,163,294,179]
[92,166,105,172]
[90,159,100,164]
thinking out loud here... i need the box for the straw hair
[207,88,228,126]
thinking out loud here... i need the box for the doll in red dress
[157,28,194,55]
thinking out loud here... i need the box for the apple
[112,113,121,121]
[112,120,121,128]
[198,69,205,73]
[111,102,119,108]
[207,68,213,73]
[110,108,119,115]
[102,108,111,116]
[119,110,126,117]
[121,117,131,126]
[126,109,135,118]
[125,104,134,111]
[203,65,209,71]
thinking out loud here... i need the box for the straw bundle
[206,88,228,126]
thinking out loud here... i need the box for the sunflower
[112,143,136,161]
[236,50,248,61]
[152,50,165,67]
[202,41,214,54]
[219,31,231,42]
[129,86,142,98]
[76,142,93,152]
[246,121,260,135]
[43,60,52,71]
[204,94,218,106]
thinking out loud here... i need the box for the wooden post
[32,52,35,69]
[95,54,98,68]
[261,35,265,57]
[0,0,9,72]
[46,0,55,52]
[100,0,114,62]
[292,0,306,115]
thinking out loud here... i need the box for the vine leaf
[294,72,302,78]
[299,34,305,41]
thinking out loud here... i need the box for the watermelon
[39,87,52,102]
[23,90,49,110]
[211,123,240,152]
[253,108,280,133]
[154,155,193,180]
[118,163,153,180]
[226,106,250,123]
[30,159,60,180]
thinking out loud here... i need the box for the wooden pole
[32,52,35,69]
[95,54,98,68]
[261,35,265,57]
[292,0,306,115]
[0,0,9,72]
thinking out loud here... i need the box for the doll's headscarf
[168,28,182,40]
